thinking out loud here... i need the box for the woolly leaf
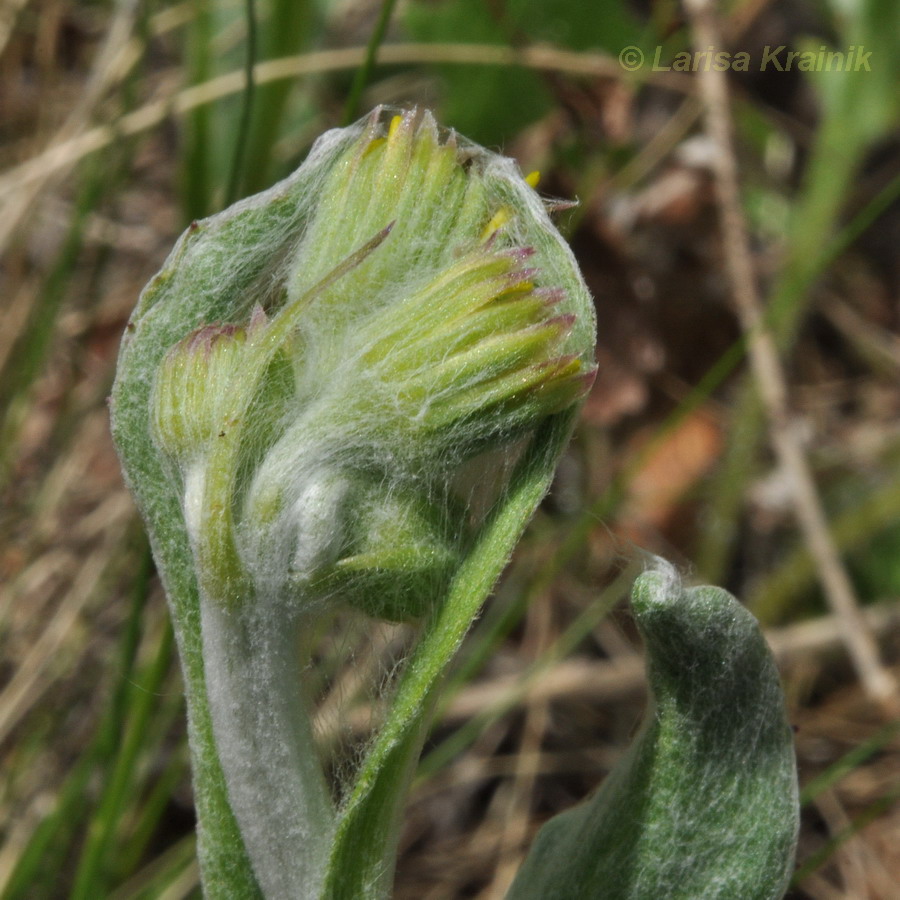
[507,565,799,900]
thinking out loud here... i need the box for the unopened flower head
[139,107,596,618]
[151,307,271,464]
[282,109,596,462]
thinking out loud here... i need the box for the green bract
[111,107,596,898]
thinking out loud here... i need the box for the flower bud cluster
[149,108,596,619]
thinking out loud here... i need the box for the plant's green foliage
[508,565,799,900]
[111,107,595,898]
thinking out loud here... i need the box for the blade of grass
[241,0,319,194]
[341,0,399,126]
[0,540,154,900]
[792,779,900,885]
[685,0,895,700]
[0,169,106,488]
[418,565,636,781]
[181,0,213,219]
[694,0,900,589]
[696,168,900,585]
[224,0,256,206]
[750,464,900,622]
[114,741,191,880]
[0,0,142,253]
[71,616,176,900]
[107,834,198,900]
[800,719,900,807]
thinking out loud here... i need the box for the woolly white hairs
[508,569,798,900]
[112,106,596,897]
[113,107,799,900]
[149,106,595,618]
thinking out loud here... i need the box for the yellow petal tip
[481,207,512,242]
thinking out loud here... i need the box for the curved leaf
[508,565,798,900]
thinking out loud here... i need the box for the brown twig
[0,42,694,206]
[682,0,896,702]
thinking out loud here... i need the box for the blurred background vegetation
[1,0,899,897]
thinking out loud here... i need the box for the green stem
[174,580,263,899]
[323,412,576,899]
[201,598,335,898]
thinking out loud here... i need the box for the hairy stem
[201,598,335,898]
